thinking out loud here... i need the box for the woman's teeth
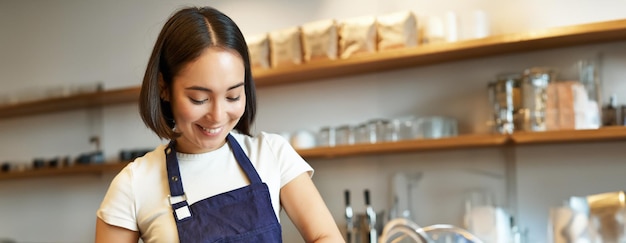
[201,126,221,134]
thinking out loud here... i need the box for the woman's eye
[189,98,208,104]
[227,96,241,101]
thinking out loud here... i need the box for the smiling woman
[167,48,247,154]
[94,6,344,243]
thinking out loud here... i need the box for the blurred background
[1,0,626,242]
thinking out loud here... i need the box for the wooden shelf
[3,19,626,180]
[252,18,626,86]
[0,87,140,119]
[2,127,626,180]
[298,127,626,159]
[2,19,626,119]
[297,133,509,159]
[511,126,626,144]
[0,162,127,181]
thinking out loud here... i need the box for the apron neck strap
[165,133,263,198]
[226,134,262,184]
[165,141,185,197]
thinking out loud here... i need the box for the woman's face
[168,47,246,154]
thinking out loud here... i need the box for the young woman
[95,6,343,243]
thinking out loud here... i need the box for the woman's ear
[158,73,170,102]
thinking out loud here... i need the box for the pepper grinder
[364,189,377,243]
[344,190,354,243]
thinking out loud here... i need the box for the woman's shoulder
[120,144,168,176]
[232,131,291,148]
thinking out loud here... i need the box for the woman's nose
[205,100,224,121]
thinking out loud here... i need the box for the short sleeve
[262,132,314,188]
[96,164,139,231]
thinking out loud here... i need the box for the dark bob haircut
[139,6,256,140]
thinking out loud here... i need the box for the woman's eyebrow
[227,82,245,91]
[185,82,244,92]
[185,86,211,92]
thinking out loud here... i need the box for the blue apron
[165,134,282,243]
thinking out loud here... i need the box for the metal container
[588,191,626,243]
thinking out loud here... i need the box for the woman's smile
[169,47,247,154]
[196,124,223,136]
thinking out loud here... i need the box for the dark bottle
[621,105,626,125]
[344,190,353,243]
[602,94,620,126]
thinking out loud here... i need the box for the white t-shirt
[97,132,313,243]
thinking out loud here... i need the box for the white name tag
[175,206,191,220]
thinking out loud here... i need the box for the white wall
[1,0,626,242]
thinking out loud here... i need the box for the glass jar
[317,126,335,147]
[488,73,523,134]
[385,116,417,141]
[354,119,389,144]
[577,56,602,129]
[369,119,389,143]
[520,67,558,132]
[354,123,369,144]
[335,125,355,146]
[417,116,458,139]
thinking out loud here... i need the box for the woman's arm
[95,218,140,243]
[281,173,345,243]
